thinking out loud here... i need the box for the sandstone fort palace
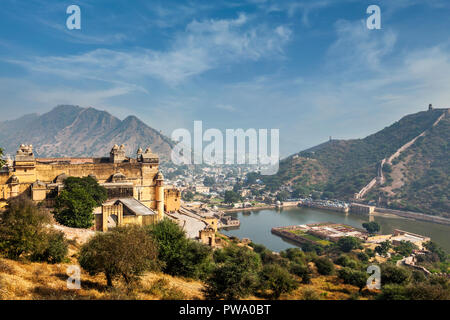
[0,144,181,231]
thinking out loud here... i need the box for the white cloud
[6,14,291,86]
[0,77,137,121]
[29,86,134,107]
[286,0,333,26]
[215,104,237,112]
[327,19,397,72]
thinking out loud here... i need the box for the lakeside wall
[223,205,275,213]
[223,201,300,213]
[222,202,450,227]
[375,207,450,226]
[300,202,349,213]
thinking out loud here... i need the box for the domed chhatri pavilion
[0,144,181,231]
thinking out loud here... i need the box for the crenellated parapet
[137,146,159,164]
[110,144,126,163]
[1,144,180,216]
[15,144,36,165]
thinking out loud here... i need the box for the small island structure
[272,222,431,251]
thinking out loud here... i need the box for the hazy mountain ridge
[0,105,174,161]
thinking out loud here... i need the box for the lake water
[221,207,450,252]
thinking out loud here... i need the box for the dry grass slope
[0,256,204,300]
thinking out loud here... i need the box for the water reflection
[221,207,450,252]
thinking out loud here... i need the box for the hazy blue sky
[1,0,449,156]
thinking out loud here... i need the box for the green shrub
[394,240,418,256]
[259,249,289,268]
[290,262,312,284]
[301,242,324,255]
[362,222,380,234]
[423,241,447,262]
[280,248,305,263]
[337,237,361,253]
[147,219,213,279]
[314,257,334,275]
[0,197,67,262]
[79,225,159,287]
[357,252,369,263]
[204,245,261,299]
[411,270,427,283]
[31,230,68,264]
[335,255,358,269]
[375,240,392,256]
[378,277,450,300]
[381,264,410,285]
[337,267,368,291]
[53,176,107,228]
[365,248,375,258]
[258,264,298,298]
[377,284,408,300]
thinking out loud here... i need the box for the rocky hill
[0,105,174,161]
[262,107,449,217]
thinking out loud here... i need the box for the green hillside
[367,114,449,216]
[261,108,449,216]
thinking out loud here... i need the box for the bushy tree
[147,219,213,279]
[365,248,375,258]
[378,277,450,300]
[394,240,418,256]
[250,242,268,254]
[224,190,241,204]
[204,245,261,299]
[423,241,447,262]
[54,176,107,228]
[0,198,68,263]
[281,248,305,262]
[335,254,359,269]
[376,284,408,300]
[362,221,380,234]
[337,237,361,253]
[321,191,335,199]
[258,264,298,298]
[30,229,68,263]
[290,262,312,284]
[276,191,289,202]
[411,270,427,283]
[301,242,324,255]
[375,240,392,256]
[203,177,215,187]
[357,251,369,263]
[79,225,158,287]
[182,190,194,202]
[381,264,410,285]
[257,248,289,268]
[245,172,258,186]
[311,191,321,200]
[314,257,334,275]
[0,198,48,258]
[338,267,368,291]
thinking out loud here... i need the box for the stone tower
[110,144,126,163]
[154,171,165,221]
